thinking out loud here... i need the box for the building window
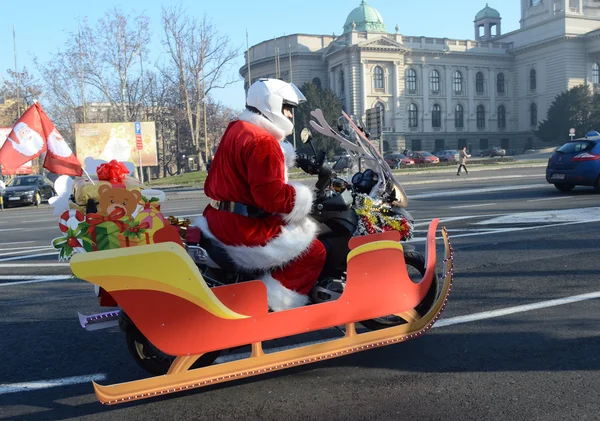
[406,69,417,93]
[374,66,384,90]
[497,72,505,94]
[475,71,485,94]
[593,63,600,85]
[530,68,537,91]
[408,103,418,128]
[432,104,442,128]
[340,70,345,94]
[430,69,440,93]
[375,102,385,127]
[453,70,463,94]
[477,104,486,128]
[312,77,321,89]
[530,103,538,126]
[455,104,464,128]
[498,105,506,129]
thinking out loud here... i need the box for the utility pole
[13,25,21,118]
[79,24,86,123]
[203,64,208,170]
[288,35,296,149]
[246,29,251,87]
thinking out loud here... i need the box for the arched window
[432,104,442,128]
[453,70,463,94]
[374,66,384,90]
[476,72,485,94]
[430,69,440,93]
[530,69,537,91]
[593,63,600,85]
[530,103,538,126]
[477,104,486,128]
[455,104,464,128]
[408,103,418,127]
[406,69,417,93]
[375,102,385,126]
[312,77,322,89]
[497,72,505,94]
[498,105,506,129]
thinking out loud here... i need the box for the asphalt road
[1,166,599,421]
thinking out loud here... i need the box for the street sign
[134,122,143,150]
[569,128,575,135]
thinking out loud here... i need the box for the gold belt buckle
[210,200,220,208]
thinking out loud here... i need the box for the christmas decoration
[352,193,413,241]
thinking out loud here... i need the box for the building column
[467,67,475,130]
[422,64,429,130]
[490,68,496,120]
[393,61,400,132]
[361,60,368,118]
[445,65,452,127]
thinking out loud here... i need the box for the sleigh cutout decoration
[70,218,454,405]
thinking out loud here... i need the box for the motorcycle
[69,109,455,405]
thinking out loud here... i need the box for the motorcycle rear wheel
[124,317,222,376]
[359,251,439,331]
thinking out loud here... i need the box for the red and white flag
[0,103,47,173]
[0,102,82,176]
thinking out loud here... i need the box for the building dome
[343,0,386,33]
[475,3,500,20]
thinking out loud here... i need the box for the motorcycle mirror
[300,128,312,144]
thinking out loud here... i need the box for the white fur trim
[194,215,318,271]
[280,140,297,169]
[259,273,311,311]
[281,182,314,224]
[239,109,287,141]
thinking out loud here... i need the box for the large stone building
[240,0,600,154]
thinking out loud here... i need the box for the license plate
[8,197,20,201]
[551,173,566,180]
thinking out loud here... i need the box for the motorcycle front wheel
[123,316,222,376]
[359,251,439,331]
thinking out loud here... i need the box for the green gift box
[95,221,122,250]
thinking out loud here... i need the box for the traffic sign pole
[134,122,144,183]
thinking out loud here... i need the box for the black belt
[210,200,271,219]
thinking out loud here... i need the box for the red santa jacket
[195,110,317,271]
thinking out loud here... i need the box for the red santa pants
[271,239,327,295]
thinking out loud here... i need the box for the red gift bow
[143,201,160,211]
[97,160,130,185]
[128,221,150,234]
[85,207,127,233]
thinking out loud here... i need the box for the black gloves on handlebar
[295,153,321,175]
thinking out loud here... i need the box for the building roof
[343,0,386,34]
[475,3,501,20]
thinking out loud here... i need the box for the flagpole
[13,25,21,118]
[246,29,251,88]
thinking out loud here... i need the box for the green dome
[343,0,386,33]
[475,3,500,20]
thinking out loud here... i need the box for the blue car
[546,133,600,192]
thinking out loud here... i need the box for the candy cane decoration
[59,209,85,233]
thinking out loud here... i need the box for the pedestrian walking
[457,146,470,176]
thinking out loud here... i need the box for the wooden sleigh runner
[70,218,454,405]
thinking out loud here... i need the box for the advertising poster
[0,127,33,175]
[74,122,158,166]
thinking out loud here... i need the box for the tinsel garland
[353,193,413,241]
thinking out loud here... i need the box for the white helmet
[246,78,307,136]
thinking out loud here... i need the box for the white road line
[0,247,53,257]
[0,276,74,286]
[0,252,58,262]
[409,183,547,199]
[0,241,36,246]
[2,290,598,395]
[0,228,22,232]
[433,291,600,328]
[449,203,497,209]
[0,245,53,251]
[0,374,106,395]
[0,263,69,267]
[528,196,573,202]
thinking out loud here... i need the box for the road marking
[2,290,598,395]
[0,374,106,395]
[0,252,58,262]
[433,291,600,328]
[0,263,69,268]
[0,247,53,257]
[0,275,74,286]
[409,183,547,199]
[449,203,497,209]
[0,228,23,232]
[474,206,600,225]
[528,196,573,202]
[0,241,36,246]
[0,245,53,251]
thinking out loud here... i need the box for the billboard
[0,127,33,175]
[74,122,158,166]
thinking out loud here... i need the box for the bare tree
[0,67,43,124]
[160,3,241,170]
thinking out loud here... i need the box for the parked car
[546,135,600,192]
[384,153,415,169]
[435,149,460,162]
[479,146,506,157]
[1,175,55,207]
[408,151,440,164]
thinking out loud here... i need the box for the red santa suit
[195,110,326,311]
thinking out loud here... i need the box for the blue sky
[0,0,520,112]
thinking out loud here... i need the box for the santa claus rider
[196,78,329,312]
